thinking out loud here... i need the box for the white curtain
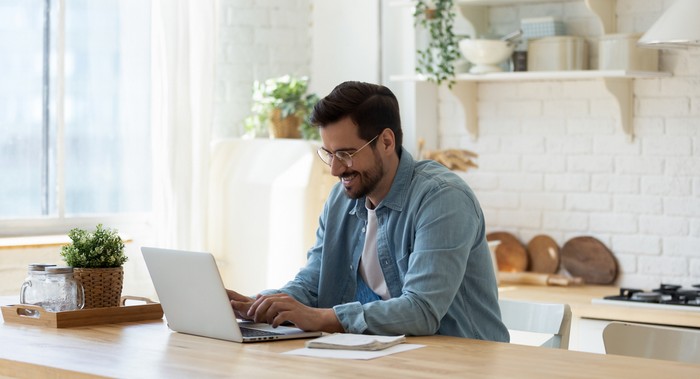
[150,0,216,250]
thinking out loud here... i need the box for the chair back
[499,299,572,349]
[603,321,700,364]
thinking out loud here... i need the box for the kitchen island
[498,284,700,328]
[498,283,700,353]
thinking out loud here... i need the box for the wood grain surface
[1,309,699,378]
[560,236,618,284]
[526,235,560,274]
[487,232,528,272]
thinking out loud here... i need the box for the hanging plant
[413,0,461,88]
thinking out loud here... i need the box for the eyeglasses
[317,134,380,168]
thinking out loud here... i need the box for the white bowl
[459,39,514,74]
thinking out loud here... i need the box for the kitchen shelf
[456,0,616,35]
[386,0,667,147]
[390,70,672,141]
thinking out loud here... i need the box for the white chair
[499,299,572,349]
[603,321,700,364]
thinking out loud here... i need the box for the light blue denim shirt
[265,148,509,341]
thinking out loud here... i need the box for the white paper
[305,333,406,350]
[283,343,425,360]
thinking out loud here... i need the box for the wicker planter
[73,267,124,309]
[269,108,301,139]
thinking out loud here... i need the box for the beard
[340,149,384,200]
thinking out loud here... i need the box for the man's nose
[329,157,346,176]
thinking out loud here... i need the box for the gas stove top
[592,284,700,312]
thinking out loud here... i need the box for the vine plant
[413,0,461,88]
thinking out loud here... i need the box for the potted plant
[60,224,128,308]
[243,75,320,140]
[413,0,461,87]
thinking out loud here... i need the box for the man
[228,81,508,341]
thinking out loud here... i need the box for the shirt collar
[351,147,414,215]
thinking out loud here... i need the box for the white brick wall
[214,0,311,138]
[214,0,700,289]
[444,0,700,288]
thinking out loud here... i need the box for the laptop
[141,246,323,343]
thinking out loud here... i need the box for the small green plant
[60,224,127,268]
[414,0,461,88]
[243,75,320,140]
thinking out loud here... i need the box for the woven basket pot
[73,267,124,309]
[269,108,301,139]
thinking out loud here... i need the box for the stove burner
[631,292,665,302]
[603,284,700,307]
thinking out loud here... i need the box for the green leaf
[60,224,127,268]
[244,75,320,140]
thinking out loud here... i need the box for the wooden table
[1,315,699,378]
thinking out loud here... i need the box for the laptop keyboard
[240,327,284,337]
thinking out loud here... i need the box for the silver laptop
[141,246,322,343]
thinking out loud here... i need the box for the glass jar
[43,266,85,312]
[19,263,57,310]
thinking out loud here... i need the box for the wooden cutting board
[527,235,560,274]
[486,231,528,272]
[560,236,618,284]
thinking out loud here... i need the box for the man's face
[319,117,384,200]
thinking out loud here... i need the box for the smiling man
[228,81,508,341]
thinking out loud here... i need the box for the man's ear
[378,128,395,155]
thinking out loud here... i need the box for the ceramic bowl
[459,39,514,74]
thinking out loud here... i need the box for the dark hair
[310,81,403,155]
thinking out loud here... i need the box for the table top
[1,313,699,378]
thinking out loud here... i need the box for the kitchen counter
[498,284,700,328]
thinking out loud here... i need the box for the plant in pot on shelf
[414,0,461,88]
[60,224,128,309]
[243,75,320,140]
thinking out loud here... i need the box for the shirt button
[362,227,366,233]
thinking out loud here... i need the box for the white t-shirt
[358,203,390,300]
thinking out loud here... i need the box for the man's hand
[226,289,255,321]
[247,293,344,333]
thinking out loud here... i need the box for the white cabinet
[570,317,608,353]
[386,0,672,144]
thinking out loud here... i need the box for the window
[0,0,151,229]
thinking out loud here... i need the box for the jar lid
[45,266,74,274]
[28,263,57,271]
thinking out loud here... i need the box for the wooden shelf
[390,70,672,141]
[392,70,670,82]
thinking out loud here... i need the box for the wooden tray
[1,295,163,328]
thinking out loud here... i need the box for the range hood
[638,0,700,49]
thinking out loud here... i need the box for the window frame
[0,0,152,237]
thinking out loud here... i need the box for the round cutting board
[527,235,560,274]
[486,232,528,272]
[560,236,618,284]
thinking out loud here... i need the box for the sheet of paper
[283,343,425,360]
[305,333,405,350]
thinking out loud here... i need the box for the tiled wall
[443,0,699,288]
[214,0,312,138]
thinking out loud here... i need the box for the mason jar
[19,263,57,314]
[43,266,85,312]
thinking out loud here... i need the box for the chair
[603,321,700,364]
[499,299,572,349]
